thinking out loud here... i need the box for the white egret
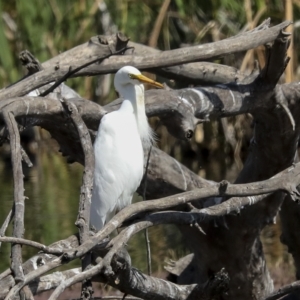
[90,66,163,231]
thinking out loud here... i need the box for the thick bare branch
[3,111,25,284]
[104,251,229,300]
[260,29,291,84]
[50,249,228,300]
[74,20,292,72]
[0,21,291,101]
[61,98,95,298]
[62,99,94,243]
[129,41,245,85]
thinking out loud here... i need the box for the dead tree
[0,18,299,300]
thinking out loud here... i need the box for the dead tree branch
[29,268,81,295]
[0,235,79,299]
[50,249,229,300]
[4,256,64,300]
[3,111,25,284]
[0,21,291,101]
[0,209,13,249]
[61,162,300,261]
[0,237,64,254]
[61,98,95,298]
[40,46,132,97]
[47,262,103,300]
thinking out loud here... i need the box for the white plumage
[90,66,163,231]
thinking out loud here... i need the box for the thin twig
[20,145,33,167]
[0,208,14,249]
[0,237,65,254]
[0,128,32,168]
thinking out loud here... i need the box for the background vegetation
[0,0,298,289]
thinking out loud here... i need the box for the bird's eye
[129,74,134,79]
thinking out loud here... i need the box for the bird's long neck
[120,84,153,149]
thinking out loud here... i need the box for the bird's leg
[143,145,153,275]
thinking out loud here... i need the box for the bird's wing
[90,111,144,230]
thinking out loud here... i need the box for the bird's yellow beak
[130,74,164,89]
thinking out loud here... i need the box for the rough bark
[3,111,25,286]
